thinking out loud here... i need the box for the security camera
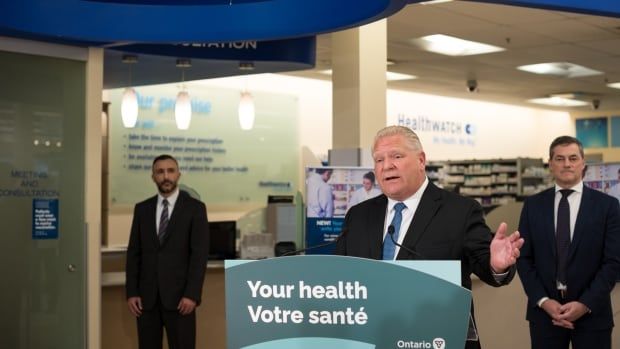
[591,99,600,110]
[466,79,478,93]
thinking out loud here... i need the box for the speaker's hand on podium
[489,222,524,273]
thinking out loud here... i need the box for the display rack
[426,161,445,188]
[432,158,546,208]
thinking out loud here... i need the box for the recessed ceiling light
[607,82,620,89]
[318,70,417,81]
[517,62,603,78]
[527,97,589,107]
[419,0,453,4]
[409,34,505,56]
[386,71,417,81]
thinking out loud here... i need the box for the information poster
[107,83,299,206]
[305,167,382,254]
[584,163,620,202]
[32,198,59,239]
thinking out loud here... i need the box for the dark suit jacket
[335,181,515,297]
[126,190,209,310]
[517,186,620,330]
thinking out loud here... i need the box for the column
[330,19,387,166]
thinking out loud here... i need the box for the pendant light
[120,55,139,128]
[238,91,255,130]
[175,59,192,130]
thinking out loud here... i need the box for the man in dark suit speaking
[517,136,620,349]
[126,154,209,349]
[335,126,524,349]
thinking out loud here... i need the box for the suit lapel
[398,182,442,259]
[369,195,388,259]
[145,195,159,247]
[541,188,557,259]
[568,187,590,261]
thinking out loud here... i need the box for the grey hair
[372,126,423,153]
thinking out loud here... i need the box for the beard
[157,180,177,194]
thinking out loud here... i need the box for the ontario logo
[432,338,446,349]
[396,338,445,349]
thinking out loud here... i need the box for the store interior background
[103,2,620,348]
[2,1,620,348]
[102,3,620,348]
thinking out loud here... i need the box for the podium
[225,256,470,349]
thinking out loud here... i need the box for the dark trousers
[137,297,196,349]
[529,321,611,349]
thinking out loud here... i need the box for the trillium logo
[432,338,446,349]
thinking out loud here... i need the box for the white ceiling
[288,1,620,112]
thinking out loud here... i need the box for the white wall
[197,74,573,161]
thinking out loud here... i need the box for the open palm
[490,222,524,272]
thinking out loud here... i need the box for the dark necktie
[556,189,573,285]
[158,199,169,243]
[383,202,407,260]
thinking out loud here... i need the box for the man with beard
[126,154,209,349]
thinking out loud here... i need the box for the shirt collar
[554,181,583,194]
[387,176,429,211]
[158,188,180,207]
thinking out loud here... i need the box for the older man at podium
[335,126,524,349]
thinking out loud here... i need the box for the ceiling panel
[291,1,620,112]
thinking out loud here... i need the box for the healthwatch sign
[397,113,477,147]
[225,256,470,349]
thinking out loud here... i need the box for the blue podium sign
[225,256,470,349]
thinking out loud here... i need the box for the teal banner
[225,256,470,349]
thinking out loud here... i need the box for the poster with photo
[305,167,382,254]
[584,163,620,201]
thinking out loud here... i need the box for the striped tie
[158,199,169,243]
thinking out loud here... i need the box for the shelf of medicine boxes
[521,162,551,196]
[441,158,544,206]
[425,162,445,187]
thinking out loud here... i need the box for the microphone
[281,228,348,256]
[387,225,424,259]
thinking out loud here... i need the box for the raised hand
[490,222,524,273]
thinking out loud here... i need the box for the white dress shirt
[554,182,583,241]
[554,181,582,290]
[382,177,430,259]
[537,181,583,307]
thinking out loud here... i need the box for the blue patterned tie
[383,202,407,260]
[556,189,573,284]
[158,199,169,243]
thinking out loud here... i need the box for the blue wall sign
[32,199,59,239]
